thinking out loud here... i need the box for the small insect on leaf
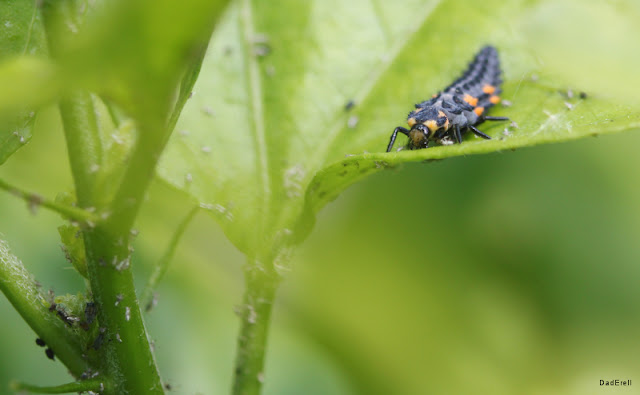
[387,46,509,152]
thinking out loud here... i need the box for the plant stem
[0,239,90,377]
[55,80,165,395]
[0,178,98,223]
[9,378,105,394]
[58,92,103,207]
[141,205,199,311]
[82,227,164,394]
[232,262,280,395]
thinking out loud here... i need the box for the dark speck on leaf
[344,100,355,111]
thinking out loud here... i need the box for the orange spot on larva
[408,117,417,127]
[474,107,485,116]
[424,120,438,132]
[464,94,478,107]
[489,95,500,104]
[482,84,496,94]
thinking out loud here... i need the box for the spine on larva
[444,46,502,109]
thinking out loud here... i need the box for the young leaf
[158,0,640,256]
[58,224,88,278]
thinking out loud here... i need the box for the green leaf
[58,224,88,278]
[0,0,230,149]
[44,0,232,126]
[158,0,640,256]
[0,109,35,165]
[0,0,45,59]
[0,0,46,164]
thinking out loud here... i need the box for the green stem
[9,378,105,394]
[0,178,98,223]
[36,2,224,393]
[55,105,166,394]
[232,261,281,395]
[58,92,103,208]
[82,227,164,394]
[0,239,90,377]
[141,205,199,312]
[54,54,166,395]
[37,4,164,393]
[167,44,207,133]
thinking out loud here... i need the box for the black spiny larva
[387,45,509,152]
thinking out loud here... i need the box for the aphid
[81,369,92,380]
[344,100,356,111]
[56,308,75,327]
[45,347,55,360]
[92,333,104,350]
[387,45,509,152]
[80,302,98,331]
[92,327,106,350]
[84,302,97,324]
[35,338,46,347]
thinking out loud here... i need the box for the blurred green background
[1,107,639,394]
[2,0,640,394]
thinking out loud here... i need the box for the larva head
[408,124,430,149]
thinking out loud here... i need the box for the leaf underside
[152,0,640,255]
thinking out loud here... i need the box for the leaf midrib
[241,0,271,240]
